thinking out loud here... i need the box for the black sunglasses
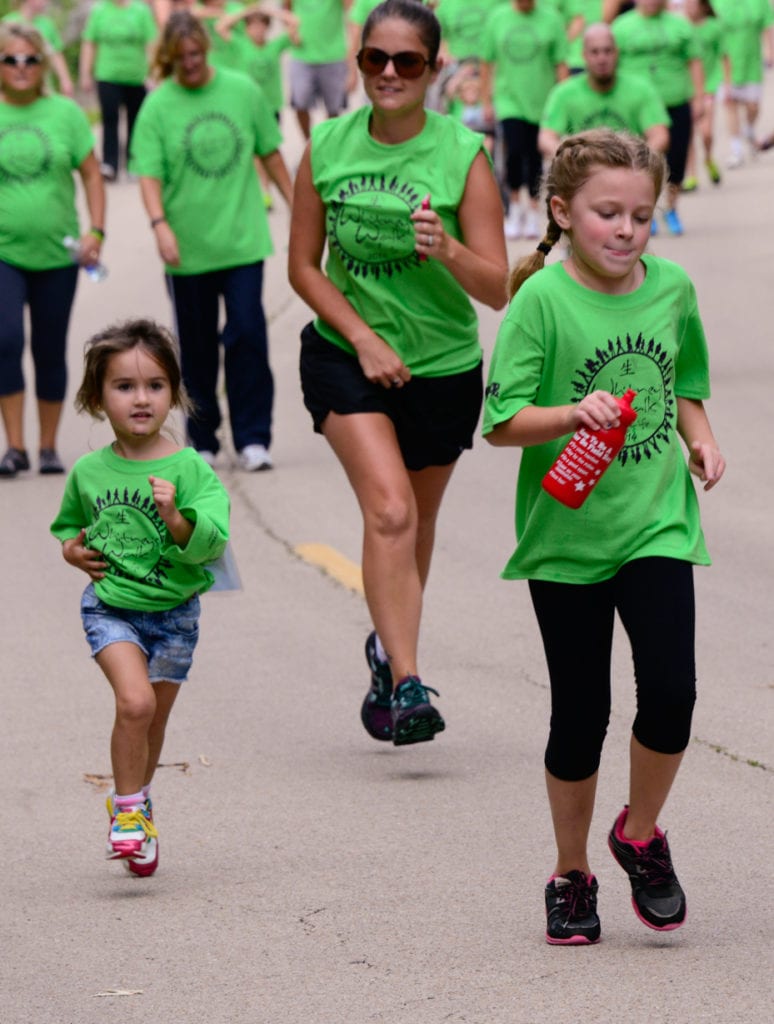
[1,53,43,68]
[356,47,430,80]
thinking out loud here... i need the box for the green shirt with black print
[51,446,230,612]
[483,256,712,584]
[310,105,488,378]
[129,68,282,275]
[541,70,670,138]
[612,9,700,108]
[82,0,157,86]
[0,95,94,270]
[480,2,568,124]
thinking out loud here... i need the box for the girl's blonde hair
[508,129,667,298]
[76,319,192,419]
[152,10,209,81]
[0,23,50,98]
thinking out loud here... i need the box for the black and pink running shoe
[608,806,686,931]
[545,870,601,945]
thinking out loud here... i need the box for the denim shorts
[80,583,200,684]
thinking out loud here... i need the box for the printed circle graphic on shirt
[327,175,425,278]
[183,112,244,179]
[503,25,541,65]
[86,486,172,588]
[576,108,630,133]
[0,125,52,183]
[570,332,674,466]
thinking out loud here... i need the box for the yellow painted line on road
[294,543,364,595]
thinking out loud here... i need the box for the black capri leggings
[500,117,542,198]
[528,557,697,782]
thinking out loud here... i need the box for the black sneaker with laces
[608,806,686,931]
[360,631,393,741]
[390,675,444,746]
[545,870,601,945]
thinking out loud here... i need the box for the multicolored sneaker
[390,675,445,746]
[106,793,158,868]
[545,870,601,945]
[360,631,393,741]
[608,806,686,931]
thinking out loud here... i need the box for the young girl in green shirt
[484,129,725,944]
[51,319,229,876]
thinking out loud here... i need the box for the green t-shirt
[291,0,347,64]
[82,0,157,85]
[483,256,712,584]
[713,0,774,86]
[50,446,230,611]
[612,9,700,107]
[480,3,568,123]
[234,32,292,114]
[0,95,94,270]
[311,106,487,377]
[129,68,282,275]
[203,2,247,72]
[435,0,509,61]
[540,70,670,137]
[2,11,63,51]
[694,16,724,94]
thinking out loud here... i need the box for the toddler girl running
[51,318,230,876]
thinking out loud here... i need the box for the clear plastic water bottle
[62,235,109,282]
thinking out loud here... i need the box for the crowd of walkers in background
[1,0,769,476]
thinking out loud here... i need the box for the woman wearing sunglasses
[0,23,105,477]
[289,0,508,747]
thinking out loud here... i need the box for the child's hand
[149,475,194,546]
[572,390,623,432]
[62,529,107,580]
[149,475,179,521]
[688,441,725,491]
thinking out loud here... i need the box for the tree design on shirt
[183,111,244,179]
[570,332,674,466]
[0,125,52,183]
[85,486,172,588]
[327,174,426,278]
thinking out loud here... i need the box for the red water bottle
[542,389,637,509]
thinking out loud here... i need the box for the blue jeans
[167,262,273,454]
[0,260,78,399]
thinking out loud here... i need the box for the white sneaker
[197,450,216,467]
[238,444,273,471]
[523,208,541,239]
[504,209,522,240]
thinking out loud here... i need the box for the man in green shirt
[539,22,669,158]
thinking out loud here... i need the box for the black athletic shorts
[299,321,483,471]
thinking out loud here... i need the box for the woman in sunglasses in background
[0,23,105,477]
[289,0,507,747]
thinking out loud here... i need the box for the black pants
[0,260,78,400]
[167,262,272,454]
[529,558,697,782]
[96,80,146,173]
[500,117,542,198]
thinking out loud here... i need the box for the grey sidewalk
[2,90,773,1023]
